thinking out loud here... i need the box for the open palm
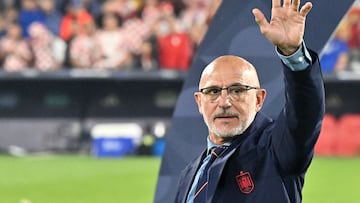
[253,0,313,55]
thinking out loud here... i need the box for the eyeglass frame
[198,83,260,102]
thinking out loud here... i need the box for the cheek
[200,103,216,119]
[242,96,258,110]
[233,100,257,117]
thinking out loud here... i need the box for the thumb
[252,8,268,31]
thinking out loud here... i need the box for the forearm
[283,49,325,135]
[273,49,325,173]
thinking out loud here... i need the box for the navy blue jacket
[175,50,325,203]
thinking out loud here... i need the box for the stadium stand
[334,114,360,156]
[315,113,360,157]
[314,113,338,156]
[0,0,214,71]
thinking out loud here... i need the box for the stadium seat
[334,114,360,156]
[314,113,338,156]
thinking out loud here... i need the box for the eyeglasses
[199,84,260,102]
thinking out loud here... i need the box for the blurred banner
[155,0,355,202]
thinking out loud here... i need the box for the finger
[292,0,300,11]
[283,0,291,8]
[272,0,281,8]
[299,2,313,17]
[252,8,269,32]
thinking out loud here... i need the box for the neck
[209,134,233,145]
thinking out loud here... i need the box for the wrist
[277,45,300,56]
[276,41,313,71]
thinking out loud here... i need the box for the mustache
[213,110,239,119]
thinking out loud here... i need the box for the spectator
[122,10,151,55]
[0,0,219,72]
[141,0,161,27]
[0,7,19,40]
[39,0,63,36]
[0,0,21,10]
[206,0,222,25]
[188,19,207,50]
[69,18,100,68]
[133,37,159,71]
[154,1,193,71]
[0,15,7,38]
[179,0,210,50]
[0,22,32,71]
[320,21,350,74]
[18,0,46,38]
[81,0,102,19]
[157,30,193,70]
[28,22,67,71]
[3,6,19,24]
[101,0,138,19]
[179,0,208,32]
[93,12,132,69]
[347,8,360,48]
[347,7,360,64]
[59,0,94,42]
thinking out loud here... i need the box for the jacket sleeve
[271,49,325,174]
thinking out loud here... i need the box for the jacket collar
[206,112,272,202]
[177,149,206,203]
[179,112,272,203]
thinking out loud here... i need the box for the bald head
[199,55,260,89]
[194,55,266,144]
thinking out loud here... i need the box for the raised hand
[252,0,313,55]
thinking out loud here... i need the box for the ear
[194,92,203,114]
[255,89,266,112]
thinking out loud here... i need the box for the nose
[217,89,231,108]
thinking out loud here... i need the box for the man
[175,0,325,202]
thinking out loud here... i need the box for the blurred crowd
[320,1,360,75]
[3,0,360,75]
[0,0,220,72]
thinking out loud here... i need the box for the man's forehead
[202,64,253,79]
[201,71,249,86]
[199,57,259,87]
[202,55,253,73]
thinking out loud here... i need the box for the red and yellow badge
[236,171,254,194]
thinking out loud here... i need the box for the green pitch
[0,155,359,203]
[0,155,161,203]
[303,157,360,203]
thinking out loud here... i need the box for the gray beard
[209,125,246,139]
[204,113,256,139]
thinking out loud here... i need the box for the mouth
[214,114,238,121]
